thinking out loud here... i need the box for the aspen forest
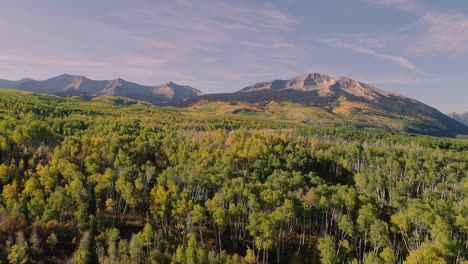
[0,90,467,264]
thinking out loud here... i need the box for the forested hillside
[0,89,467,263]
[3,73,468,137]
[182,73,468,138]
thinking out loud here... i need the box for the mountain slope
[0,78,34,88]
[448,112,468,126]
[153,82,204,102]
[183,73,468,137]
[1,74,203,105]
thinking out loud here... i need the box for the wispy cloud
[323,38,376,54]
[323,36,421,73]
[410,12,468,54]
[374,54,418,72]
[362,0,424,13]
[0,55,107,68]
[113,56,166,67]
[202,58,220,63]
[0,54,168,70]
[111,1,298,44]
[364,0,468,55]
[239,40,297,50]
[258,8,298,30]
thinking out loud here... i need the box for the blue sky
[0,0,467,113]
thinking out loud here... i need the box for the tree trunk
[218,227,222,254]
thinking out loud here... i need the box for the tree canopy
[0,89,467,263]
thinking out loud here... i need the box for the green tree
[404,242,446,264]
[318,236,338,264]
[7,232,29,264]
[186,232,198,264]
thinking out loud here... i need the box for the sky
[0,0,467,113]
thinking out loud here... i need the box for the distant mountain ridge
[0,78,34,88]
[183,73,468,137]
[239,73,399,100]
[0,74,203,105]
[447,112,468,126]
[1,73,467,137]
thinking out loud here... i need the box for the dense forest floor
[0,89,467,263]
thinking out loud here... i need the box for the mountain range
[0,74,203,105]
[1,73,467,137]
